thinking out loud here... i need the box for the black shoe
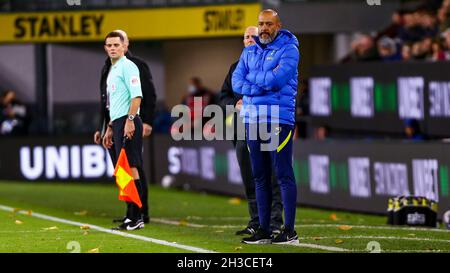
[126,219,144,231]
[143,215,150,224]
[112,218,131,230]
[112,216,127,223]
[271,228,282,237]
[272,229,299,245]
[112,218,144,231]
[235,226,257,236]
[241,228,272,244]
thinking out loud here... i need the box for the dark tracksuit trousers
[235,139,283,230]
[219,61,283,232]
[245,123,297,233]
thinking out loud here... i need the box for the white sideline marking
[187,216,249,220]
[0,230,85,233]
[151,218,450,251]
[0,207,355,253]
[296,224,450,233]
[152,218,237,229]
[149,219,351,252]
[180,216,449,233]
[383,250,444,253]
[153,218,450,233]
[298,236,450,244]
[0,205,216,253]
[152,218,206,228]
[294,243,349,252]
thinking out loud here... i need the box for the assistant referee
[94,30,156,224]
[102,31,145,231]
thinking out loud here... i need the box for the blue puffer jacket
[232,29,300,125]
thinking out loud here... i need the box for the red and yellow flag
[113,148,142,208]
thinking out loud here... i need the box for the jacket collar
[253,29,299,51]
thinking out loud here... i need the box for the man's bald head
[258,9,282,45]
[245,26,258,36]
[259,9,281,24]
[243,26,258,47]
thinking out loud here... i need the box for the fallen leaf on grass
[88,248,99,253]
[42,226,59,231]
[11,209,32,217]
[74,210,88,216]
[312,237,322,241]
[228,198,241,205]
[12,208,22,214]
[338,225,353,231]
[178,220,188,226]
[235,246,243,251]
[335,239,344,244]
[329,214,339,221]
[80,225,90,230]
[14,220,23,225]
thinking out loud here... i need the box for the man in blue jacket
[219,26,284,237]
[232,9,299,244]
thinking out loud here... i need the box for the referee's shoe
[112,218,144,231]
[113,214,149,224]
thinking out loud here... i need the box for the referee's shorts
[112,115,143,169]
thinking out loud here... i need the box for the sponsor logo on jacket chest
[266,50,277,61]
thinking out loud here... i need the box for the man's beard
[259,30,278,45]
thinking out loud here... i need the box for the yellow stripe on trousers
[277,130,292,153]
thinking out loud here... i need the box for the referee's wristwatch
[127,114,135,121]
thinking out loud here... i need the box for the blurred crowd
[4,0,450,139]
[0,77,434,142]
[342,0,450,63]
[163,75,429,142]
[293,79,428,142]
[0,90,29,136]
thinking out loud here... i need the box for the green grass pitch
[0,181,448,253]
